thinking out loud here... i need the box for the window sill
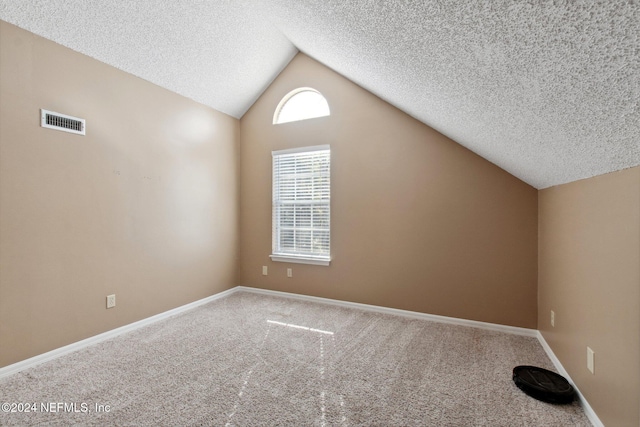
[270,255,331,266]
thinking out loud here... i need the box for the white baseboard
[236,286,538,337]
[239,287,602,426]
[0,284,602,427]
[0,287,238,380]
[537,331,604,427]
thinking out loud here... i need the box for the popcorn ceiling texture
[0,1,298,119]
[1,1,638,188]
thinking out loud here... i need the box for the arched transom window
[273,87,330,124]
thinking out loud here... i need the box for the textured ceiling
[1,1,638,188]
[0,1,298,118]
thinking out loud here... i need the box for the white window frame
[272,87,330,124]
[270,145,331,266]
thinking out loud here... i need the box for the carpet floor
[0,290,591,426]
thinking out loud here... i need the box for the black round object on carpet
[513,365,575,404]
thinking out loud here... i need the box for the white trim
[272,144,330,156]
[271,146,331,261]
[0,287,238,380]
[0,284,601,427]
[269,255,331,266]
[240,286,601,425]
[236,286,537,337]
[272,87,330,125]
[537,332,603,427]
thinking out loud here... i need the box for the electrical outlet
[287,268,292,278]
[587,347,595,374]
[550,310,555,327]
[106,294,116,309]
[262,266,268,276]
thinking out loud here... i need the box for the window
[271,145,331,265]
[273,88,330,124]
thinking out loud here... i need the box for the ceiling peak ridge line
[1,1,638,188]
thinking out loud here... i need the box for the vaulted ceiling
[1,1,638,188]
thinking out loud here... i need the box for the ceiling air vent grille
[40,109,86,135]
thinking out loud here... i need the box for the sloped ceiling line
[1,0,638,189]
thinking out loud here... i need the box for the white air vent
[40,109,85,135]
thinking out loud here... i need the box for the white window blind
[272,145,330,265]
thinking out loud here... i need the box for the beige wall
[2,19,636,426]
[539,167,640,427]
[0,21,240,368]
[239,53,538,328]
[539,166,640,427]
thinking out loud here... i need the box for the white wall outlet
[287,268,292,278]
[262,266,268,276]
[587,347,595,374]
[550,310,555,327]
[106,294,116,309]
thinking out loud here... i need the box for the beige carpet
[0,290,590,426]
